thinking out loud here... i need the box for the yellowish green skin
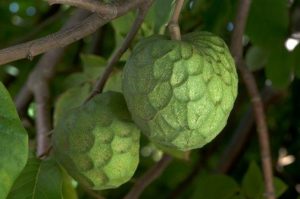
[52,91,140,190]
[122,31,238,151]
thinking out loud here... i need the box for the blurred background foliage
[1,0,300,198]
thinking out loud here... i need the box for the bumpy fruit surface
[122,31,238,151]
[52,91,140,190]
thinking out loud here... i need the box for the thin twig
[230,0,251,62]
[46,0,117,18]
[168,0,185,40]
[230,0,275,198]
[123,155,173,199]
[218,87,283,173]
[238,63,275,199]
[0,0,143,66]
[85,0,154,101]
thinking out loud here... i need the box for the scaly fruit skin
[122,31,238,151]
[52,91,140,190]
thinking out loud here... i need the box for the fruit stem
[168,0,185,40]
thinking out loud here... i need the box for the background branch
[218,87,284,173]
[14,9,91,157]
[230,0,275,198]
[0,0,143,66]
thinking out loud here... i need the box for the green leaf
[63,73,90,90]
[7,156,63,199]
[79,53,122,91]
[274,177,287,198]
[246,46,268,71]
[0,82,22,118]
[200,0,233,34]
[191,174,240,199]
[146,0,175,34]
[242,162,264,199]
[111,12,136,45]
[61,168,78,199]
[241,163,287,198]
[80,54,106,80]
[246,0,289,49]
[54,83,92,126]
[103,68,122,93]
[265,45,293,88]
[0,82,28,199]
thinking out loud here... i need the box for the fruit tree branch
[218,87,283,173]
[168,0,185,40]
[237,62,275,199]
[22,9,90,158]
[230,0,250,62]
[86,0,154,101]
[33,82,52,158]
[0,0,144,66]
[123,155,172,199]
[230,0,275,198]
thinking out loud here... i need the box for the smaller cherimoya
[52,91,140,190]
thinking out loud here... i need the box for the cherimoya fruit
[122,31,238,151]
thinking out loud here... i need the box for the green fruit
[122,31,238,151]
[52,91,140,190]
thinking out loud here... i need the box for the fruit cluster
[52,31,238,190]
